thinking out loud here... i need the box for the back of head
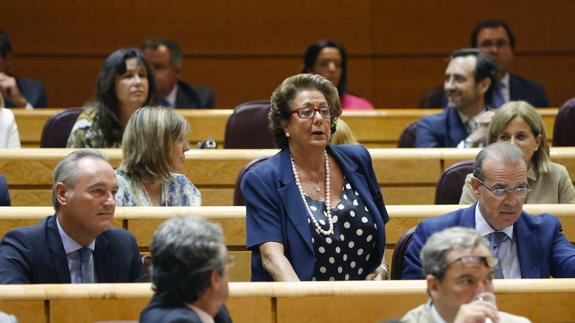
[421,227,489,280]
[120,106,190,182]
[470,19,516,49]
[94,48,157,146]
[450,48,497,106]
[487,101,550,174]
[269,73,342,148]
[52,149,108,210]
[151,215,227,305]
[302,40,348,94]
[472,142,526,182]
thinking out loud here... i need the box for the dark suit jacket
[418,74,549,108]
[0,175,10,206]
[175,80,214,109]
[402,203,575,279]
[415,108,467,148]
[5,77,47,108]
[241,144,389,281]
[0,215,147,284]
[140,295,232,323]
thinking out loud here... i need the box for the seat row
[1,204,574,282]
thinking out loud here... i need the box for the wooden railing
[13,108,559,147]
[0,279,574,323]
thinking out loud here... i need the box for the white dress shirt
[56,217,96,283]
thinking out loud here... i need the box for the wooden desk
[2,148,574,206]
[13,108,558,148]
[2,204,574,282]
[0,280,574,323]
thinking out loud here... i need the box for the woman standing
[242,74,388,281]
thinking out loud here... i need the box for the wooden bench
[0,279,574,323]
[13,108,559,148]
[2,205,574,282]
[1,148,574,206]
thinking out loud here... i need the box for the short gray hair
[421,227,489,280]
[52,149,108,210]
[473,142,526,181]
[151,215,227,305]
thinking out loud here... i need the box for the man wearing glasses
[402,143,575,279]
[401,227,530,323]
[419,19,549,108]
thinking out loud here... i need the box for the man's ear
[210,270,222,290]
[478,77,492,96]
[55,182,69,206]
[470,176,481,198]
[426,274,440,300]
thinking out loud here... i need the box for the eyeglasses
[447,255,499,270]
[478,40,510,49]
[475,178,530,198]
[291,106,334,119]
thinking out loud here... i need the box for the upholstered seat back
[435,160,474,204]
[40,108,83,148]
[224,100,275,149]
[553,98,575,146]
[233,156,270,206]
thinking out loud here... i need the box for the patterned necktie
[489,231,507,279]
[78,247,94,283]
[494,82,505,108]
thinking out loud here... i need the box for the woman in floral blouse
[115,106,201,206]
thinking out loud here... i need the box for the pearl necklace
[290,150,334,236]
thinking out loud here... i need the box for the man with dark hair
[0,149,147,284]
[0,29,47,109]
[140,215,232,323]
[420,19,549,108]
[401,227,530,323]
[402,143,575,280]
[415,48,496,148]
[142,37,214,109]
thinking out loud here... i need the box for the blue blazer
[5,77,47,108]
[418,74,549,109]
[140,295,232,323]
[0,175,10,206]
[402,203,575,279]
[241,144,389,281]
[175,80,214,109]
[415,108,467,148]
[0,215,147,284]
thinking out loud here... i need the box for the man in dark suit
[0,29,47,109]
[0,149,147,284]
[419,20,549,108]
[142,37,214,109]
[402,143,575,279]
[140,216,232,323]
[415,48,496,148]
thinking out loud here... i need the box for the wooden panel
[51,298,148,323]
[0,301,45,323]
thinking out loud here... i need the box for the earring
[285,132,290,138]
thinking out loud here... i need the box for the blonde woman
[460,101,575,204]
[0,92,21,148]
[331,119,358,145]
[115,106,200,206]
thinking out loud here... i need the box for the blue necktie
[489,231,507,279]
[494,83,505,108]
[78,247,94,283]
[161,99,171,107]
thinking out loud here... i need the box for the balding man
[403,143,575,279]
[0,149,146,284]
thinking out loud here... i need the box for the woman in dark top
[241,73,389,281]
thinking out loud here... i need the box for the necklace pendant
[314,186,321,193]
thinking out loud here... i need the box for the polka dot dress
[305,179,379,281]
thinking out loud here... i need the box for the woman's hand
[260,242,300,281]
[365,263,390,280]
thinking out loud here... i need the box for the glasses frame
[291,106,334,119]
[447,255,499,270]
[475,177,531,198]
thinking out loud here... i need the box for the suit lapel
[94,233,112,283]
[46,216,72,283]
[446,109,467,146]
[514,213,540,278]
[458,204,477,227]
[277,149,314,254]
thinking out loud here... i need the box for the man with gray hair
[401,227,530,323]
[0,149,147,283]
[403,143,575,279]
[142,37,214,109]
[140,215,232,323]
